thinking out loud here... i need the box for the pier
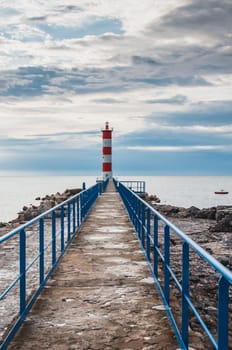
[4,181,177,349]
[1,179,232,349]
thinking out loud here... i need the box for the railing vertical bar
[146,208,151,261]
[182,242,189,347]
[141,204,145,248]
[135,196,138,228]
[138,201,141,240]
[20,229,26,315]
[164,225,170,305]
[80,193,83,222]
[218,277,229,350]
[52,211,56,266]
[72,199,76,233]
[153,215,158,278]
[77,197,80,228]
[39,218,44,285]
[137,198,140,234]
[61,206,65,252]
[67,202,71,241]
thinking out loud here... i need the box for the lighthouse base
[103,172,112,181]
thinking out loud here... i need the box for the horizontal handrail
[0,185,97,244]
[117,181,232,283]
[115,178,232,350]
[0,178,109,350]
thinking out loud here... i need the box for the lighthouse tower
[102,121,113,180]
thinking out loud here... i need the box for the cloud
[132,55,161,66]
[129,76,212,87]
[33,130,99,137]
[92,98,125,104]
[145,95,188,104]
[0,64,214,99]
[148,0,232,43]
[27,16,48,22]
[149,101,232,127]
[126,145,229,152]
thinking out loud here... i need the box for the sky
[0,0,231,176]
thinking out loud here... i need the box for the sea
[0,175,231,223]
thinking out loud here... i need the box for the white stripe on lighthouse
[103,155,112,163]
[103,139,112,147]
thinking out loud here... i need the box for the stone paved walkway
[8,181,178,350]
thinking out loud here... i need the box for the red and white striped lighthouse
[102,121,113,180]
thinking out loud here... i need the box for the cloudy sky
[0,0,231,176]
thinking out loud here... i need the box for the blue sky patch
[38,17,124,40]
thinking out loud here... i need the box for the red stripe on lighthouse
[103,147,112,155]
[102,131,112,139]
[102,163,112,171]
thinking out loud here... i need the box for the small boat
[214,190,229,195]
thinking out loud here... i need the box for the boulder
[210,213,232,232]
[155,204,180,216]
[64,188,82,195]
[186,206,200,217]
[215,206,232,222]
[196,207,216,220]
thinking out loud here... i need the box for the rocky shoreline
[145,193,232,233]
[0,187,82,235]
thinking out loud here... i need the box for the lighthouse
[102,121,113,180]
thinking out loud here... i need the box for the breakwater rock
[15,188,82,223]
[151,203,232,232]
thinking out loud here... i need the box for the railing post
[182,242,189,347]
[138,201,141,240]
[146,208,151,261]
[80,192,83,222]
[67,202,71,241]
[99,182,102,195]
[77,197,80,228]
[39,218,44,285]
[52,211,56,266]
[61,206,64,252]
[218,276,229,350]
[153,215,158,278]
[72,199,76,233]
[141,204,145,248]
[164,225,170,305]
[75,197,79,228]
[20,229,26,315]
[135,198,138,233]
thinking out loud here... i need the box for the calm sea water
[0,175,231,222]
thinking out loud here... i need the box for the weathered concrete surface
[7,182,178,350]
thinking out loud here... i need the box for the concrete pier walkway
[8,182,178,350]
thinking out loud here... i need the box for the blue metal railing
[0,179,108,350]
[119,180,146,194]
[114,179,232,350]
